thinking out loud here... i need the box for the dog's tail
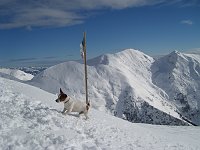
[86,102,90,111]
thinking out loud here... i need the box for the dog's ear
[60,88,64,94]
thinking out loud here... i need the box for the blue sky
[0,0,200,67]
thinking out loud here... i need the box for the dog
[55,88,90,119]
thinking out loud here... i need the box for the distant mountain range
[0,68,34,81]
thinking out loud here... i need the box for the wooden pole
[83,32,89,104]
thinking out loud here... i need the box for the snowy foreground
[0,77,200,150]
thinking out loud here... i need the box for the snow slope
[0,68,34,81]
[30,49,187,125]
[0,76,200,150]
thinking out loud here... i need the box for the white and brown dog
[55,88,90,119]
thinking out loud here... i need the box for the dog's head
[55,88,68,103]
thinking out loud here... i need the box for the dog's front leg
[66,103,74,115]
[62,108,67,114]
[84,112,89,120]
[66,107,73,115]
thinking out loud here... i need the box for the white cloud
[0,2,85,29]
[181,20,194,25]
[0,0,197,29]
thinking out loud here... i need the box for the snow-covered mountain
[152,50,200,125]
[29,49,200,125]
[0,68,34,81]
[0,76,200,149]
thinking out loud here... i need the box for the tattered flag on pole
[80,37,85,59]
[80,44,84,59]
